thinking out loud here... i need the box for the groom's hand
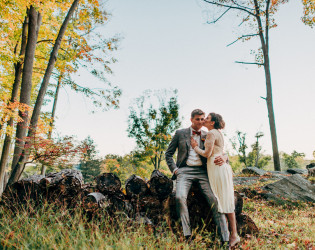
[214,154,227,166]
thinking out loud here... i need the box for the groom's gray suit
[165,127,229,242]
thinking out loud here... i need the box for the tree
[0,0,121,190]
[230,131,248,166]
[302,0,315,27]
[78,136,102,182]
[230,130,271,169]
[1,6,42,194]
[282,150,305,169]
[8,0,81,186]
[127,89,182,170]
[201,0,285,170]
[247,132,272,168]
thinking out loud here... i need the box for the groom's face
[191,114,205,131]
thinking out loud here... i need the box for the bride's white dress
[194,129,235,213]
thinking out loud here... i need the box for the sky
[53,0,315,160]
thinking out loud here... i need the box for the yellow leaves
[302,0,315,27]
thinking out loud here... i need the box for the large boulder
[233,177,260,186]
[242,167,267,176]
[262,174,315,203]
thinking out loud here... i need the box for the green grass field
[0,190,314,249]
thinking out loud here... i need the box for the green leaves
[127,89,182,169]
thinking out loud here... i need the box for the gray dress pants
[175,166,229,242]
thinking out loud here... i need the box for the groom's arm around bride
[164,109,230,246]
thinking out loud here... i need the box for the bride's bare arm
[191,132,215,158]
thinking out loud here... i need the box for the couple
[165,109,240,248]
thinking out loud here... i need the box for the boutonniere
[201,136,206,142]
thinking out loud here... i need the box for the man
[165,109,229,245]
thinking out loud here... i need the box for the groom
[165,109,229,245]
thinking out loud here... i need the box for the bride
[190,112,240,248]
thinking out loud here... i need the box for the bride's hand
[190,137,198,148]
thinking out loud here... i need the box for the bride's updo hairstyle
[209,112,225,129]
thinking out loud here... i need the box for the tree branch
[238,14,250,26]
[235,61,263,66]
[203,0,256,17]
[207,7,231,24]
[226,33,259,47]
[231,0,255,12]
[37,39,54,44]
[265,0,271,53]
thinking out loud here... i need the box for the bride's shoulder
[208,129,218,134]
[206,130,216,138]
[208,129,220,137]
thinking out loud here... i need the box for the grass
[0,192,314,249]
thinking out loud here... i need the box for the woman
[190,112,240,247]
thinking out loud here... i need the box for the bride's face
[204,115,214,129]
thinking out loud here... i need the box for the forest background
[0,0,314,187]
[0,0,314,249]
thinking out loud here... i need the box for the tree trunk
[0,16,29,196]
[264,56,281,170]
[253,0,280,171]
[41,74,62,176]
[40,165,46,176]
[8,0,80,186]
[47,74,62,139]
[7,7,41,187]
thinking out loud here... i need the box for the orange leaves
[0,101,31,129]
[302,0,315,27]
[27,135,87,166]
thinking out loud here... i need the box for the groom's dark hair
[191,109,205,118]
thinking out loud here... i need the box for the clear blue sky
[54,0,315,159]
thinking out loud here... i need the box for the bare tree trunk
[253,0,281,171]
[48,74,62,139]
[41,74,62,175]
[0,16,29,196]
[263,57,280,170]
[40,165,46,176]
[8,0,80,186]
[7,7,41,188]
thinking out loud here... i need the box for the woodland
[0,0,314,249]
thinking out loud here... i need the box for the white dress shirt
[186,127,203,166]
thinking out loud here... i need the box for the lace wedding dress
[194,129,235,213]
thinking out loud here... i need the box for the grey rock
[286,168,308,175]
[268,171,289,176]
[233,177,260,185]
[242,167,267,176]
[262,174,315,203]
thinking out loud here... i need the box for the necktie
[192,130,201,136]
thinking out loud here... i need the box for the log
[133,194,163,225]
[46,169,83,194]
[85,192,108,208]
[2,175,45,207]
[125,174,148,197]
[165,182,258,236]
[236,213,259,236]
[148,170,173,199]
[234,190,243,216]
[96,173,121,194]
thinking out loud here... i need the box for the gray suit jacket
[165,127,207,176]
